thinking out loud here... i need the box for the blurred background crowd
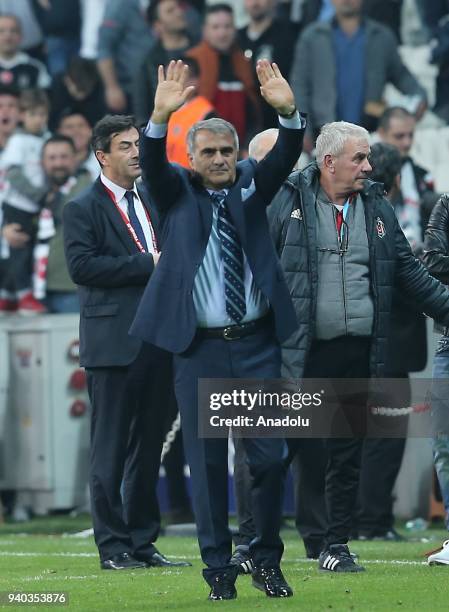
[0,0,448,316]
[0,0,449,534]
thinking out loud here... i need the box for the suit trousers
[232,436,327,557]
[173,327,287,585]
[86,342,170,561]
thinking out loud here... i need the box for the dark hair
[147,0,164,24]
[378,106,414,131]
[92,114,137,155]
[205,3,233,18]
[0,84,19,99]
[65,57,99,95]
[42,134,76,155]
[57,107,93,129]
[19,88,50,112]
[369,142,402,194]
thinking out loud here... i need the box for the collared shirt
[100,173,156,254]
[145,113,304,326]
[332,24,366,125]
[193,188,269,327]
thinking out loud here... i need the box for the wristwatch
[278,106,297,119]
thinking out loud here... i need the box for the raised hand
[256,59,296,117]
[151,60,195,124]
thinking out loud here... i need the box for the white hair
[187,117,239,154]
[315,121,369,167]
[248,128,279,160]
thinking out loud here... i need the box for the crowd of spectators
[0,0,448,543]
[0,0,447,317]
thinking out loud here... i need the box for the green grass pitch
[0,516,448,611]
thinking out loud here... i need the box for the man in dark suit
[131,59,304,600]
[63,114,190,571]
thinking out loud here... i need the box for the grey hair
[315,121,369,167]
[187,118,239,154]
[248,128,279,160]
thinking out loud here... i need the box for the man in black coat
[267,120,449,573]
[131,59,304,600]
[63,114,190,571]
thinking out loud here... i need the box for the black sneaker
[229,545,254,575]
[319,544,365,573]
[208,571,238,601]
[252,566,293,597]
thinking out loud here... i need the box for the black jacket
[63,178,162,368]
[386,159,437,373]
[268,163,449,378]
[423,193,449,287]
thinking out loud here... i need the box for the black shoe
[100,552,147,570]
[252,566,293,597]
[319,545,365,573]
[229,545,254,574]
[139,551,192,567]
[208,571,238,600]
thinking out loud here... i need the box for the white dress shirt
[100,173,156,254]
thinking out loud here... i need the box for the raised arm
[151,60,196,125]
[253,60,305,203]
[141,60,196,211]
[256,59,296,119]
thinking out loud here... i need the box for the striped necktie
[125,190,148,251]
[211,191,247,323]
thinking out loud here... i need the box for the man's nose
[363,159,372,173]
[213,152,225,164]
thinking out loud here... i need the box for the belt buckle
[223,326,239,340]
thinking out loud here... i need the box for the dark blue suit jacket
[130,121,305,354]
[63,178,163,367]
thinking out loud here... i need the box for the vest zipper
[340,250,348,334]
[335,207,348,333]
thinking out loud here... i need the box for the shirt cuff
[278,111,306,130]
[144,120,168,138]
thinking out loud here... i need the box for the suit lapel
[196,187,213,240]
[93,179,138,255]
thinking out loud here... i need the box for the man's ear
[95,150,106,167]
[187,153,195,170]
[323,154,335,173]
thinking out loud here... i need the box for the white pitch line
[0,552,430,565]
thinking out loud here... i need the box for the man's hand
[151,60,195,124]
[152,251,161,266]
[256,59,296,117]
[2,223,30,248]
